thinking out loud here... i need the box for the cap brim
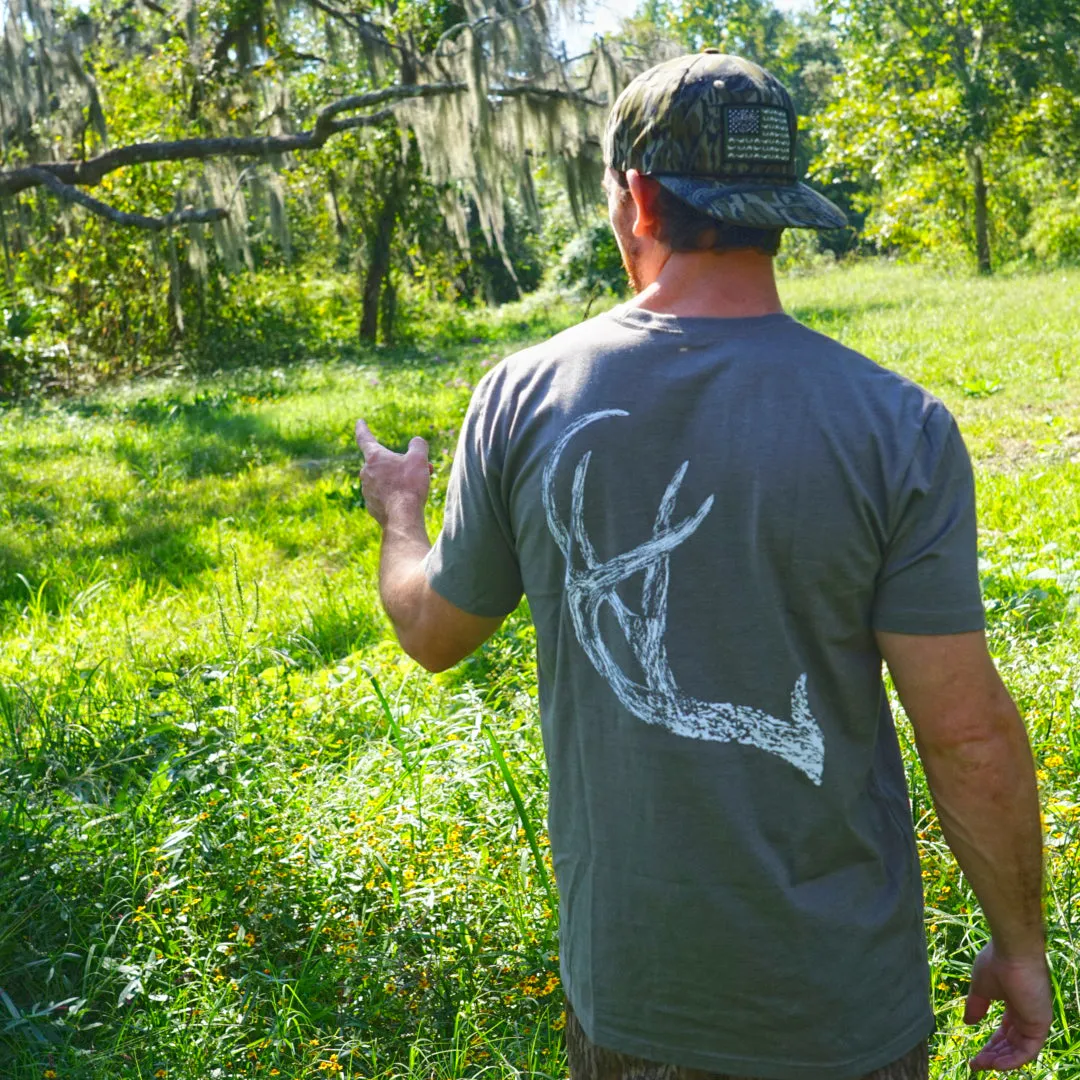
[654,175,848,230]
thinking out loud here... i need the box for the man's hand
[965,942,1052,1071]
[356,419,434,528]
[353,418,502,671]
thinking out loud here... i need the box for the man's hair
[612,170,783,256]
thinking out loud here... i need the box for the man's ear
[626,169,663,239]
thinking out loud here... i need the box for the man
[355,52,1051,1080]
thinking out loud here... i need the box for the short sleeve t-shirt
[424,305,985,1080]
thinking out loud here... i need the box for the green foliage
[0,283,68,399]
[455,199,545,307]
[774,227,838,273]
[639,0,841,117]
[554,217,628,300]
[815,0,1080,269]
[1023,195,1080,266]
[183,269,361,370]
[2,265,1080,1078]
[0,0,573,378]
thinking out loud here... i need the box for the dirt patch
[976,432,1080,472]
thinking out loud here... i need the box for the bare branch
[305,0,405,54]
[435,1,536,53]
[313,82,466,132]
[493,85,605,107]
[328,107,398,133]
[26,168,227,230]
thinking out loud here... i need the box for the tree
[633,0,840,118]
[0,0,636,346]
[815,0,1080,272]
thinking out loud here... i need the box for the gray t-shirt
[425,305,985,1080]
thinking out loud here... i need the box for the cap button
[702,47,721,53]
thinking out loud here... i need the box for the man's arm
[357,420,504,672]
[877,628,1051,1072]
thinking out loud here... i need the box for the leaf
[485,725,557,917]
[145,875,185,900]
[366,672,407,767]
[961,377,1003,398]
[118,977,142,1007]
[159,825,194,852]
[0,988,20,1021]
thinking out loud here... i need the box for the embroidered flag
[725,106,792,163]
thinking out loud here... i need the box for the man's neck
[627,248,783,319]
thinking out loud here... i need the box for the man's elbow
[397,630,466,673]
[388,587,502,672]
[915,695,1031,774]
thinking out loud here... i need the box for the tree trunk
[326,169,350,271]
[359,151,407,343]
[0,198,12,287]
[380,273,397,345]
[969,146,991,274]
[359,188,398,343]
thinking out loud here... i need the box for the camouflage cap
[603,51,846,230]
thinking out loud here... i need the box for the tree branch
[0,91,453,200]
[0,79,602,205]
[313,82,466,132]
[435,1,536,53]
[305,0,405,54]
[0,32,607,239]
[26,168,228,230]
[493,85,605,107]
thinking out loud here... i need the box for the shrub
[0,285,69,399]
[1023,196,1080,266]
[555,219,627,299]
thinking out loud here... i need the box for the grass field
[2,262,1080,1079]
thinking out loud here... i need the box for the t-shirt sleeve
[871,404,986,635]
[423,374,524,618]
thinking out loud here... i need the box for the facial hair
[610,187,647,294]
[620,233,646,294]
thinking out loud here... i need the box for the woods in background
[1,0,1079,394]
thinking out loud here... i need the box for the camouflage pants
[564,998,929,1080]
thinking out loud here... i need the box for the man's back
[425,304,986,1076]
[357,50,1049,1080]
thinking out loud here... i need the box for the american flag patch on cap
[724,106,792,163]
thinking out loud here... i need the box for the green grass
[2,263,1080,1079]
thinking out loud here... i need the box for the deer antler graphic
[542,410,825,786]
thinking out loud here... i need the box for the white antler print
[542,410,825,786]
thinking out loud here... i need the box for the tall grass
[1,264,1079,1078]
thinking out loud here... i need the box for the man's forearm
[919,707,1044,957]
[377,498,432,643]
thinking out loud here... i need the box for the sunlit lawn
[1,263,1079,1078]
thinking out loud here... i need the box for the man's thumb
[964,990,992,1026]
[407,435,429,459]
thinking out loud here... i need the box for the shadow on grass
[0,458,372,614]
[786,297,905,329]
